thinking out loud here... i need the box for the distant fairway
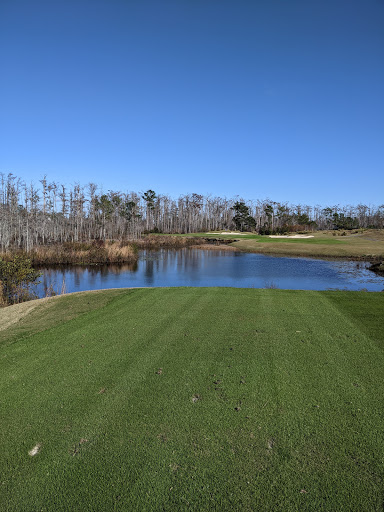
[1,288,384,511]
[179,229,384,259]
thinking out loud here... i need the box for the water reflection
[36,248,384,297]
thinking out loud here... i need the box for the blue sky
[0,0,383,206]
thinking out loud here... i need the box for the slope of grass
[180,232,343,242]
[186,232,347,244]
[1,288,384,511]
[233,237,384,260]
[174,230,384,259]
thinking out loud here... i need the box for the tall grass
[193,243,239,251]
[44,277,67,298]
[0,236,208,266]
[135,235,207,249]
[1,240,138,266]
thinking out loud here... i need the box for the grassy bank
[1,288,383,511]
[182,230,384,260]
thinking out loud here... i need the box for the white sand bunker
[206,232,248,235]
[269,234,314,238]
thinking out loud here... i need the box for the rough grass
[1,288,384,511]
[1,237,206,266]
[136,234,207,249]
[1,241,138,265]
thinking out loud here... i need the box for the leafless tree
[0,172,382,251]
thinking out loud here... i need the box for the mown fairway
[1,288,384,511]
[232,231,384,259]
[181,229,384,259]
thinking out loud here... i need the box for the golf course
[1,287,383,511]
[186,229,384,261]
[2,0,384,509]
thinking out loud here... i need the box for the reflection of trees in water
[40,267,67,295]
[37,250,384,296]
[146,248,235,280]
[141,250,164,283]
[85,263,139,286]
[144,259,154,281]
[39,262,138,296]
[142,249,202,278]
[38,250,245,295]
[141,250,162,284]
[74,267,82,286]
[180,248,234,271]
[84,263,137,277]
[108,262,138,274]
[180,248,200,271]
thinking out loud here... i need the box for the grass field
[1,288,384,511]
[183,230,384,260]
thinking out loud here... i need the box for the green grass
[174,230,384,259]
[181,232,346,244]
[1,288,384,511]
[174,232,262,239]
[240,235,345,244]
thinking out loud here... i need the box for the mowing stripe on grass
[0,288,383,511]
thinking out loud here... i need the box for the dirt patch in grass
[28,443,42,456]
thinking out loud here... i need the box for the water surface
[36,249,384,297]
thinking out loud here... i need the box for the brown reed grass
[1,241,138,266]
[135,235,206,249]
[192,244,239,251]
[0,236,205,266]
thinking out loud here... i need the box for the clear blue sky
[1,0,383,206]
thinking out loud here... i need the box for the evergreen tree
[232,202,256,231]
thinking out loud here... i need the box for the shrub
[0,256,41,305]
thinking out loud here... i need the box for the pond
[36,248,384,297]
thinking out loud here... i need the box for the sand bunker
[268,235,314,238]
[206,232,314,238]
[206,232,248,235]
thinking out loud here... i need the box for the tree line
[0,172,383,251]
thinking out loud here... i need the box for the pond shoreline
[26,243,384,282]
[35,248,384,296]
[0,236,206,266]
[34,250,382,282]
[1,233,383,269]
[195,242,383,264]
